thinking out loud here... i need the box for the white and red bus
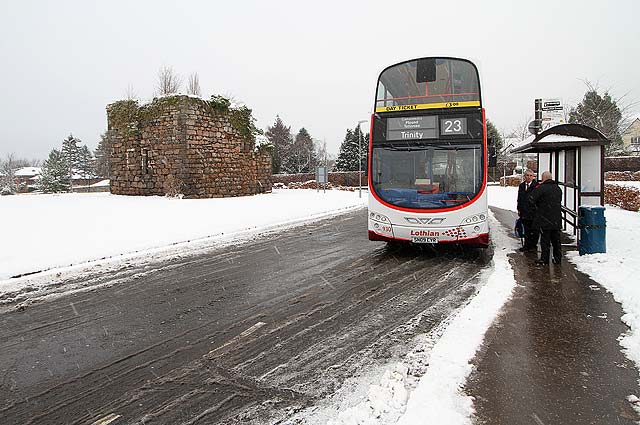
[367,57,488,247]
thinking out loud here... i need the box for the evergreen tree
[77,145,95,179]
[335,125,368,172]
[286,128,317,173]
[94,132,112,179]
[265,116,293,174]
[0,154,18,194]
[486,119,503,153]
[361,132,369,173]
[61,134,80,177]
[569,90,624,154]
[39,149,71,193]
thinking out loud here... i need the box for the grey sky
[1,0,638,160]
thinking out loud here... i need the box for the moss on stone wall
[107,100,140,131]
[207,95,261,145]
[107,95,261,145]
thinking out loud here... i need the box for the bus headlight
[462,213,487,225]
[369,211,390,223]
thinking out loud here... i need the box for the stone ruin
[106,95,272,198]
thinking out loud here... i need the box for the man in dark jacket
[516,169,539,251]
[530,171,563,265]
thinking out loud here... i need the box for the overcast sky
[1,0,639,160]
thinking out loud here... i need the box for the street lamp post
[357,119,367,198]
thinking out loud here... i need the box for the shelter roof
[511,124,608,154]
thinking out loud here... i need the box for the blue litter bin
[578,206,606,255]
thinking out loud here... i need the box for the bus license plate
[412,237,438,244]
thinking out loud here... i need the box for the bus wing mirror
[416,59,437,83]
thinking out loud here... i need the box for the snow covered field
[1,186,639,423]
[0,190,366,281]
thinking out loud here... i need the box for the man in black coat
[530,171,563,265]
[516,169,539,252]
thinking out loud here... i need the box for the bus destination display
[386,116,468,141]
[386,116,437,141]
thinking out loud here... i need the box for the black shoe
[552,258,562,265]
[534,259,549,266]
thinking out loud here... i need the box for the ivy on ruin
[107,95,262,147]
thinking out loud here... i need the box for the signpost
[316,166,328,193]
[535,98,566,131]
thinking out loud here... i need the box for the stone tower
[106,95,271,198]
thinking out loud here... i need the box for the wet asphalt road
[0,209,490,424]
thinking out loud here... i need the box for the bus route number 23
[441,118,467,135]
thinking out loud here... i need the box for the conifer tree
[77,145,95,179]
[286,128,317,173]
[265,116,293,174]
[61,134,80,177]
[569,89,624,154]
[94,132,112,179]
[486,120,503,152]
[0,154,18,194]
[39,149,71,193]
[335,125,368,172]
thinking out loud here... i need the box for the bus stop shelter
[511,124,609,234]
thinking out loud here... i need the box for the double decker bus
[367,57,489,247]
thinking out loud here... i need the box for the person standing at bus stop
[530,171,563,265]
[517,169,539,252]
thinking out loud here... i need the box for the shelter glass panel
[580,146,601,192]
[538,153,551,180]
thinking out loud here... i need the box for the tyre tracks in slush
[0,209,492,424]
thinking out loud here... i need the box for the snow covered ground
[0,189,366,281]
[1,186,638,424]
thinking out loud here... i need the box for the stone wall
[272,171,365,187]
[107,96,271,198]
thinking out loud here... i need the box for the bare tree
[509,116,534,142]
[156,66,182,96]
[187,73,201,96]
[124,84,138,100]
